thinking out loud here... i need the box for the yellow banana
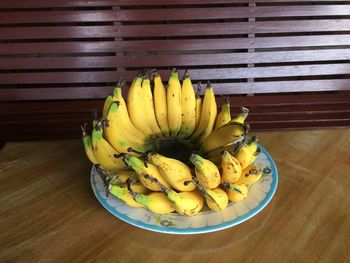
[113,84,150,145]
[235,164,262,185]
[200,122,249,154]
[148,152,196,192]
[91,122,126,172]
[123,155,171,192]
[127,75,154,136]
[102,94,114,118]
[195,85,202,130]
[144,175,204,216]
[141,76,163,136]
[214,97,231,130]
[108,184,143,208]
[81,124,98,164]
[190,82,217,142]
[231,107,249,124]
[128,183,175,214]
[234,137,260,170]
[178,70,196,138]
[193,179,228,211]
[220,150,242,183]
[167,68,182,136]
[108,170,137,185]
[190,154,220,190]
[105,102,150,155]
[222,182,248,202]
[153,72,170,136]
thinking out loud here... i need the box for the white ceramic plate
[91,145,278,234]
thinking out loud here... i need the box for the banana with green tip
[91,122,126,172]
[127,179,175,214]
[81,124,98,164]
[148,152,195,192]
[153,72,170,136]
[190,153,220,190]
[167,68,182,136]
[108,184,143,208]
[214,97,231,130]
[105,102,151,155]
[220,150,242,183]
[178,70,196,138]
[123,155,171,192]
[144,175,204,216]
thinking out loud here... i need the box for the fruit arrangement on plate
[82,69,262,216]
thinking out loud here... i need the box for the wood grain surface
[0,129,349,262]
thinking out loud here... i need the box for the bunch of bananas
[82,69,262,216]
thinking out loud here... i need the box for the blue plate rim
[90,145,278,235]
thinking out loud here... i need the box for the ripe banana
[108,184,143,208]
[123,155,171,191]
[190,154,220,190]
[127,181,175,214]
[234,137,260,169]
[108,170,137,185]
[178,71,196,138]
[235,164,262,185]
[195,85,202,130]
[153,72,170,136]
[167,68,182,136]
[105,102,150,155]
[190,82,217,142]
[144,175,204,216]
[127,75,154,136]
[113,84,150,145]
[220,150,242,183]
[148,152,195,192]
[222,182,248,202]
[142,76,163,136]
[193,179,228,211]
[200,122,249,154]
[231,107,249,124]
[102,94,114,118]
[81,124,98,164]
[214,97,231,130]
[91,122,126,172]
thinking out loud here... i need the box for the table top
[1,128,349,262]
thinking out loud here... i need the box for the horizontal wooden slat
[2,91,350,113]
[0,26,115,40]
[1,35,349,55]
[1,6,350,24]
[1,20,349,40]
[1,80,350,101]
[1,64,349,84]
[0,0,117,8]
[115,35,350,52]
[2,49,350,70]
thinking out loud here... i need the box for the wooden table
[1,129,349,262]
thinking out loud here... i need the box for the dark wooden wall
[1,0,350,140]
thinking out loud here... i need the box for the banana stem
[191,177,220,206]
[144,174,169,194]
[126,178,138,200]
[95,165,110,197]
